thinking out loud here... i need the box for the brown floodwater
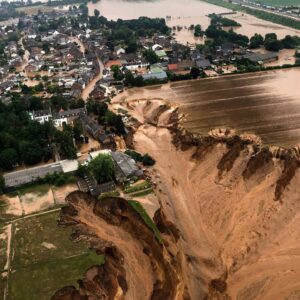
[88,0,300,43]
[115,68,300,148]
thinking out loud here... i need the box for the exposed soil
[130,99,300,299]
[53,192,188,300]
[53,99,300,300]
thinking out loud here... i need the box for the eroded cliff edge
[53,99,300,300]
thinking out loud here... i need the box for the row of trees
[250,33,300,51]
[205,22,300,51]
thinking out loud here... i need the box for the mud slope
[53,99,300,300]
[126,99,300,300]
[52,192,190,300]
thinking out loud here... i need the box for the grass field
[128,200,163,244]
[1,211,105,300]
[253,0,300,7]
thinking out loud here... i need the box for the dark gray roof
[53,107,86,119]
[196,59,211,69]
[111,152,142,178]
[243,52,278,63]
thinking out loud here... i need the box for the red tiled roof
[168,64,178,71]
[105,60,123,68]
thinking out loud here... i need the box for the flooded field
[115,68,300,148]
[88,0,300,43]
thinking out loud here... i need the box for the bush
[125,150,156,166]
[142,154,155,166]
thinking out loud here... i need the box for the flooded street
[115,68,300,148]
[88,0,300,44]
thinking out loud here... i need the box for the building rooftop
[111,151,142,178]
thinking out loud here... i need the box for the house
[242,52,278,64]
[168,60,196,75]
[196,59,212,69]
[105,60,123,69]
[70,82,83,99]
[53,107,87,127]
[114,45,126,56]
[216,43,235,57]
[29,110,52,124]
[142,65,168,81]
[111,151,143,183]
[0,80,15,94]
[25,64,38,73]
[152,44,163,51]
[88,150,112,162]
[80,114,103,139]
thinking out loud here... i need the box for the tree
[190,66,200,79]
[88,154,114,183]
[265,33,277,41]
[76,164,88,179]
[55,127,77,159]
[250,33,264,49]
[265,39,283,52]
[111,65,124,81]
[73,119,83,142]
[94,9,100,17]
[142,154,155,166]
[19,141,43,165]
[126,38,138,53]
[105,110,126,135]
[0,148,19,170]
[0,175,4,194]
[281,35,299,49]
[143,49,159,64]
[194,24,203,37]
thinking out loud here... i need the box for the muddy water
[88,0,300,43]
[115,68,300,148]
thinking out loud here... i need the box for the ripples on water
[131,69,300,148]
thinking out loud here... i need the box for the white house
[29,110,52,124]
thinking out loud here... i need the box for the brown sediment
[126,99,300,299]
[53,98,300,300]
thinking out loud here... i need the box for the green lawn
[128,200,163,244]
[8,252,104,300]
[6,211,105,300]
